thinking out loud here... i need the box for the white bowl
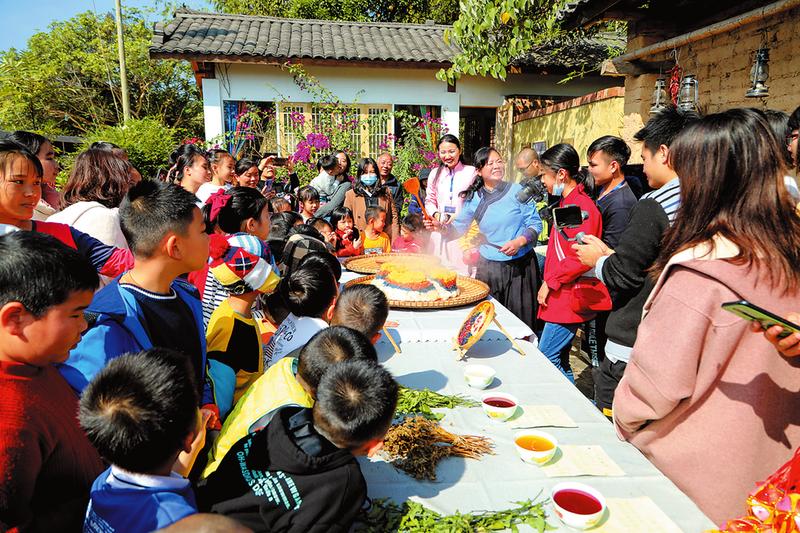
[480,392,519,421]
[551,482,607,530]
[463,364,496,389]
[513,430,558,465]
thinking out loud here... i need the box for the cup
[463,364,496,389]
[513,430,558,465]
[551,482,607,530]
[480,392,518,421]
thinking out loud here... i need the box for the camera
[516,177,548,204]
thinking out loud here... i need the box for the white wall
[204,62,614,141]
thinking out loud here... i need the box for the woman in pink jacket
[424,134,476,274]
[536,144,602,381]
[613,108,800,525]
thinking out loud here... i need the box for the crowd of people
[0,101,799,532]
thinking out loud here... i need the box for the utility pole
[114,0,131,124]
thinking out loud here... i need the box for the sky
[0,0,211,52]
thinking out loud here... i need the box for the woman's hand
[537,283,550,307]
[572,234,613,267]
[424,214,443,231]
[750,313,800,357]
[499,237,526,256]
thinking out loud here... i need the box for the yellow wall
[511,94,626,168]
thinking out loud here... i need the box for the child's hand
[201,404,221,430]
[353,236,362,250]
[173,410,212,477]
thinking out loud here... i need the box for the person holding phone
[535,144,602,381]
[612,109,800,525]
[752,313,800,357]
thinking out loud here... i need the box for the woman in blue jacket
[431,146,542,329]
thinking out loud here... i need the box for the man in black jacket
[377,152,405,216]
[573,107,699,418]
[196,360,398,532]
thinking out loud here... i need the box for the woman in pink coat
[423,134,476,274]
[613,108,800,525]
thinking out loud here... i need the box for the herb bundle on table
[396,386,480,420]
[356,498,553,532]
[381,416,494,480]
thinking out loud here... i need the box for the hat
[280,233,328,277]
[209,233,280,295]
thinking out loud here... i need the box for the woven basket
[344,274,490,309]
[343,253,435,275]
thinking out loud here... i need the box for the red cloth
[0,362,104,532]
[538,184,603,324]
[392,235,423,253]
[334,229,363,257]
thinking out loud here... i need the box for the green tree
[438,0,622,83]
[0,9,202,137]
[213,0,459,24]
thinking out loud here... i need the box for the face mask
[553,181,565,197]
[361,174,378,186]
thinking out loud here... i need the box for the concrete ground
[569,329,595,401]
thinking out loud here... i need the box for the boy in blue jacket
[79,348,208,532]
[59,180,219,424]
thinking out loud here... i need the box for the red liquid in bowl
[553,489,603,515]
[483,397,516,408]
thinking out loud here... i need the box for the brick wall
[623,5,800,140]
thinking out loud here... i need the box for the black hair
[288,223,325,242]
[279,260,338,318]
[634,106,701,152]
[400,213,424,234]
[120,180,198,258]
[268,211,304,263]
[354,157,387,196]
[298,250,342,281]
[89,141,121,151]
[313,359,399,450]
[308,217,333,233]
[202,186,268,235]
[79,348,199,473]
[7,131,49,157]
[365,205,386,224]
[761,109,793,166]
[460,146,495,201]
[235,157,259,177]
[318,153,339,172]
[330,206,355,230]
[207,148,233,168]
[297,326,378,394]
[587,135,631,167]
[540,143,581,180]
[0,232,98,316]
[167,144,207,183]
[0,139,44,178]
[435,133,466,173]
[298,185,320,203]
[332,284,389,340]
[419,167,432,181]
[788,105,800,132]
[269,197,291,212]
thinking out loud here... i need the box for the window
[367,107,390,158]
[280,104,306,155]
[222,100,276,157]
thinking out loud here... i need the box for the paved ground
[570,329,595,401]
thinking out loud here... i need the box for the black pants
[476,252,538,330]
[593,356,627,419]
[583,311,609,368]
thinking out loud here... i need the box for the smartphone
[553,205,584,228]
[722,300,800,338]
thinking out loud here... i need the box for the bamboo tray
[343,253,434,275]
[344,274,490,309]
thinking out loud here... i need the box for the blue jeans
[537,322,579,382]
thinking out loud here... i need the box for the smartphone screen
[553,205,584,227]
[722,300,800,338]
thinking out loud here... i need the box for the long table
[361,336,716,532]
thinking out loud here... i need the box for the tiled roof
[150,9,621,70]
[150,9,458,65]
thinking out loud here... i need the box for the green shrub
[69,117,182,181]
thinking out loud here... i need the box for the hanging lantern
[677,74,699,112]
[745,47,770,98]
[650,77,668,113]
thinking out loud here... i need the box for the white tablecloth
[361,337,716,532]
[340,270,535,344]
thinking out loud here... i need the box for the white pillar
[440,93,460,138]
[202,78,224,142]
